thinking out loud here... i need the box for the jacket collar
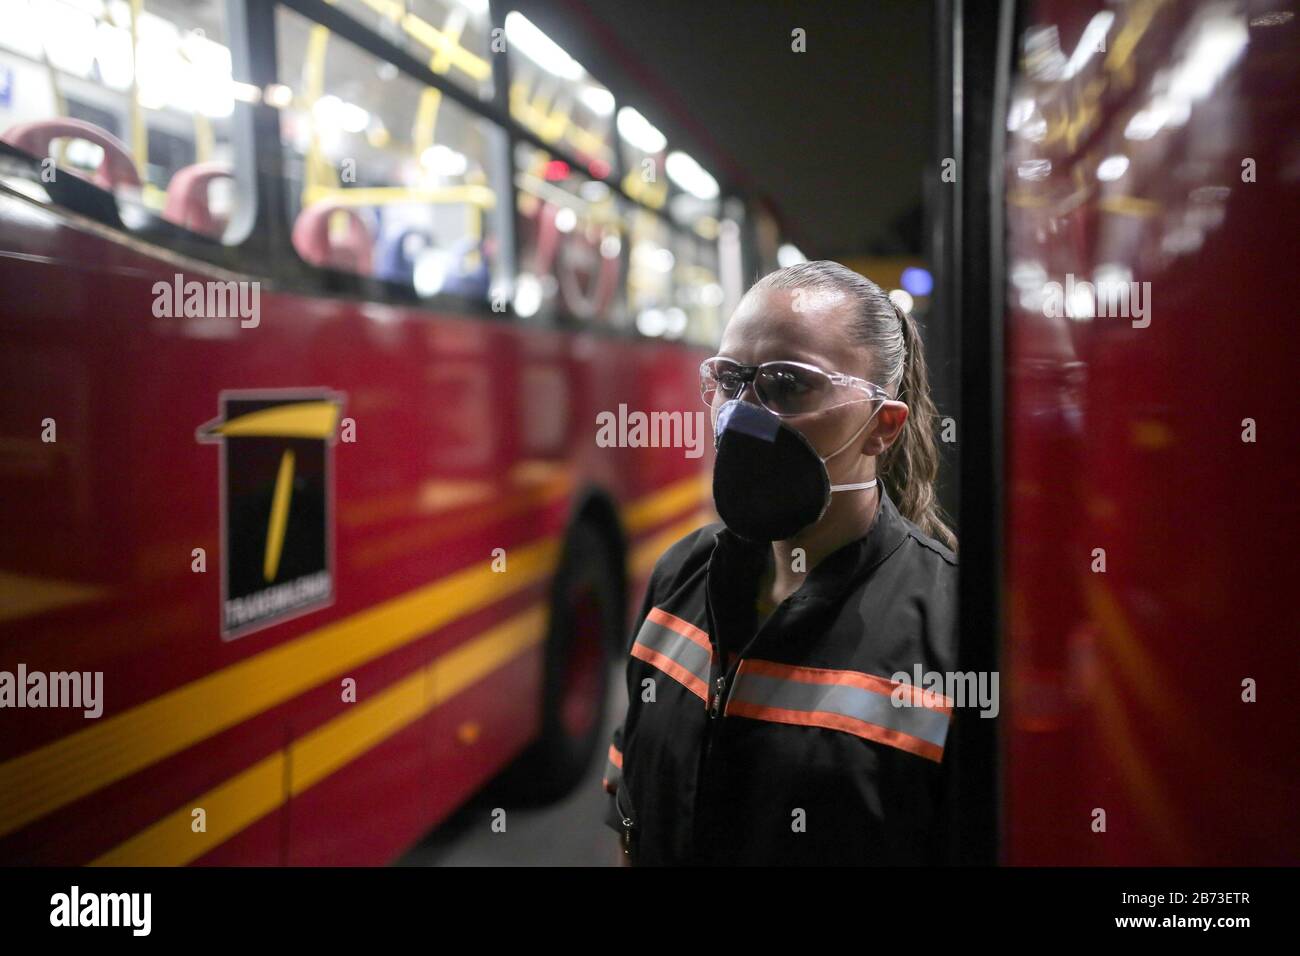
[709,482,911,609]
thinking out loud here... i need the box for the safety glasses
[699,356,892,417]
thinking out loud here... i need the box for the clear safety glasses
[699,356,892,418]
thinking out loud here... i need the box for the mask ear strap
[822,401,882,462]
[823,402,885,494]
[830,478,877,493]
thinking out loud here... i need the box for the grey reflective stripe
[728,671,950,749]
[632,616,712,687]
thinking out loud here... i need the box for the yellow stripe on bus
[0,473,710,844]
[629,509,718,580]
[92,607,547,866]
[622,473,712,536]
[0,538,559,840]
[90,753,287,868]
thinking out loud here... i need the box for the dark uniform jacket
[602,484,959,865]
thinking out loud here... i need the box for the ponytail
[880,301,956,551]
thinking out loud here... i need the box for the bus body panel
[1003,0,1300,864]
[0,190,714,865]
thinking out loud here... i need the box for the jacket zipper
[616,784,637,858]
[710,675,725,717]
[692,585,725,861]
[693,553,803,861]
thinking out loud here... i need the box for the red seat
[162,161,235,239]
[2,118,141,191]
[291,200,374,276]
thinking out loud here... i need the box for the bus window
[275,6,505,302]
[504,12,615,182]
[333,0,494,101]
[616,105,669,211]
[673,229,724,347]
[626,207,680,339]
[0,0,256,244]
[513,141,625,326]
[665,149,721,235]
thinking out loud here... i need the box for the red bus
[940,0,1300,864]
[0,0,781,865]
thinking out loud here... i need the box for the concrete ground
[395,662,628,867]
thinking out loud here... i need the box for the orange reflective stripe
[608,743,623,768]
[630,642,710,701]
[630,606,713,702]
[739,659,954,711]
[645,606,711,654]
[725,659,952,763]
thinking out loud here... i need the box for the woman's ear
[862,401,909,456]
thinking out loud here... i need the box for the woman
[602,260,959,866]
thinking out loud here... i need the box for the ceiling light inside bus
[636,308,667,337]
[1096,155,1129,181]
[1062,11,1115,80]
[651,247,675,272]
[580,86,615,117]
[314,95,371,135]
[1125,14,1248,140]
[1168,14,1248,104]
[39,2,96,77]
[665,151,719,200]
[553,207,578,234]
[505,12,585,81]
[421,145,468,177]
[777,244,806,267]
[264,84,294,109]
[1,5,41,58]
[617,108,667,154]
[231,82,262,104]
[663,307,688,337]
[96,23,134,90]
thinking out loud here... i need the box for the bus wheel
[510,522,621,804]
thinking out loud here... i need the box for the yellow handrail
[352,0,492,83]
[302,184,497,208]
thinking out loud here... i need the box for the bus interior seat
[440,234,491,299]
[1,118,141,191]
[374,229,492,299]
[373,226,432,285]
[162,161,235,239]
[291,200,374,276]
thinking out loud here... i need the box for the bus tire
[508,521,621,804]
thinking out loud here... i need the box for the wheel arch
[557,482,629,648]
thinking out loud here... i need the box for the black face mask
[710,399,879,543]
